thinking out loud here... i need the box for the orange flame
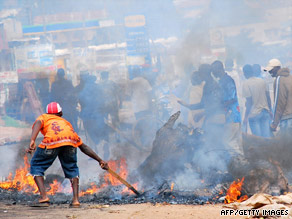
[79,157,139,196]
[121,183,138,194]
[104,158,128,186]
[80,157,139,195]
[224,177,248,204]
[0,155,38,193]
[47,179,63,195]
[80,182,101,196]
[1,155,138,197]
[170,182,174,192]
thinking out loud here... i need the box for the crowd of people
[3,56,290,163]
[178,58,291,168]
[49,69,121,160]
[19,57,291,163]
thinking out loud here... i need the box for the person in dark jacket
[50,68,79,132]
[264,59,292,134]
[78,73,110,157]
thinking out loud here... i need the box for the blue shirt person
[219,72,241,124]
[211,60,244,161]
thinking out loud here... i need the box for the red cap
[46,102,62,114]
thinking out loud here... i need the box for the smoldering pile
[0,182,227,206]
[0,111,231,206]
[1,111,291,207]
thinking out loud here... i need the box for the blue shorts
[30,146,79,179]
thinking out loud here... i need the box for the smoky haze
[0,0,292,195]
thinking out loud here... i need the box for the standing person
[211,60,243,159]
[130,68,153,120]
[99,71,120,127]
[78,73,109,157]
[178,64,225,131]
[50,68,79,132]
[225,58,244,115]
[34,76,50,110]
[242,64,272,137]
[129,67,157,148]
[26,102,108,207]
[178,64,226,156]
[178,64,230,177]
[264,59,292,134]
[187,69,205,128]
[252,64,263,78]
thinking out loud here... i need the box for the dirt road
[0,202,247,219]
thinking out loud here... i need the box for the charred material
[230,133,290,196]
[2,113,291,206]
[137,111,290,197]
[137,111,203,188]
[0,183,221,206]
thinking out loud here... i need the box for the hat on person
[264,59,282,71]
[46,102,62,114]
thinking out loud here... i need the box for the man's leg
[34,176,49,202]
[260,110,273,138]
[249,116,261,137]
[58,146,80,206]
[70,177,80,205]
[224,123,244,157]
[30,147,57,203]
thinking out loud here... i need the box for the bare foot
[39,197,50,203]
[70,201,80,208]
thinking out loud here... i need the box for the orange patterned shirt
[33,114,82,149]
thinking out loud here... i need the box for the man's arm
[177,99,203,110]
[79,143,108,170]
[26,120,42,153]
[271,77,286,130]
[266,91,273,116]
[223,77,237,109]
[223,98,237,108]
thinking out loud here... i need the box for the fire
[0,155,138,197]
[121,183,138,194]
[104,158,128,186]
[47,179,62,195]
[0,155,38,193]
[170,182,174,192]
[80,157,138,196]
[224,177,248,204]
[80,182,101,196]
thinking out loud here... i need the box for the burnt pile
[135,111,234,190]
[237,133,291,196]
[4,111,287,206]
[136,111,200,187]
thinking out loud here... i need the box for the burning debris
[1,111,292,208]
[231,133,291,196]
[0,112,230,206]
[137,111,202,188]
[224,177,248,204]
[0,155,38,193]
[0,154,140,202]
[0,152,219,205]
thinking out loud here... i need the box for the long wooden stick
[107,167,140,196]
